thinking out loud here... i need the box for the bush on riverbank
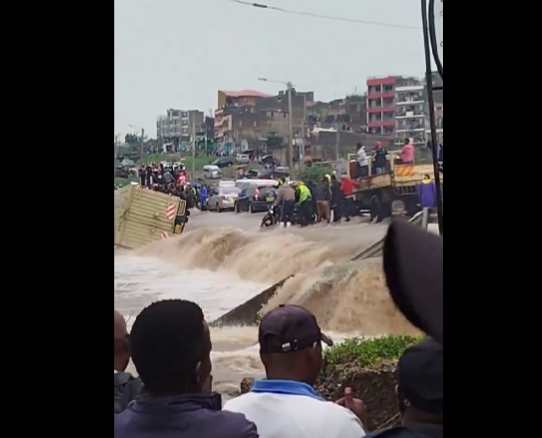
[316,335,423,429]
[239,335,423,430]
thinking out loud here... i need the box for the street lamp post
[258,78,295,173]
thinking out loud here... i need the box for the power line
[225,0,421,30]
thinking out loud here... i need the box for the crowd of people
[272,174,359,227]
[137,162,210,209]
[114,221,444,438]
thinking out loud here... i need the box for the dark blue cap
[259,305,334,354]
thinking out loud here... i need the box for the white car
[236,154,250,164]
[208,187,241,212]
[121,159,135,167]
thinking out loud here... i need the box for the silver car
[208,187,240,212]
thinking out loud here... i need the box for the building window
[181,111,189,118]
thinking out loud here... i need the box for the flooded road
[114,208,414,396]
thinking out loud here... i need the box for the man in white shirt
[356,143,368,177]
[224,304,366,438]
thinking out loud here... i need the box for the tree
[125,133,139,144]
[298,165,334,185]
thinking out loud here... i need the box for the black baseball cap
[398,339,443,415]
[384,219,443,343]
[259,305,334,353]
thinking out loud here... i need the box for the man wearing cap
[224,304,366,438]
[369,340,443,438]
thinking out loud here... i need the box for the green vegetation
[298,165,334,184]
[114,177,129,189]
[324,335,424,367]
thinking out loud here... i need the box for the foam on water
[114,221,417,394]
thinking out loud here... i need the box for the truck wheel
[370,195,390,223]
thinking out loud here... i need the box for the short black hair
[130,299,206,393]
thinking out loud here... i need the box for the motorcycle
[260,205,280,228]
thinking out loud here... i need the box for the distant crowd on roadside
[137,162,210,209]
[114,222,444,438]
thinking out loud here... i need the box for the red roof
[221,89,272,98]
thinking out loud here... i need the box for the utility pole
[334,123,340,162]
[286,82,294,173]
[140,128,145,163]
[299,122,305,171]
[191,117,196,182]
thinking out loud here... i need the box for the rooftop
[220,89,272,98]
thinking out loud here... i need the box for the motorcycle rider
[274,177,296,227]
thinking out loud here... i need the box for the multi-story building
[394,84,427,146]
[366,76,421,137]
[156,109,204,149]
[214,90,271,143]
[366,76,397,136]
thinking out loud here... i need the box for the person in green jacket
[296,181,312,226]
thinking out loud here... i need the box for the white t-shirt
[224,391,366,438]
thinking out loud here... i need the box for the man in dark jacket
[313,177,332,223]
[368,340,443,438]
[114,311,142,414]
[372,142,388,174]
[329,174,342,223]
[114,300,258,438]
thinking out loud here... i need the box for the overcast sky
[114,0,427,138]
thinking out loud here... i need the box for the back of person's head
[258,304,333,385]
[397,339,443,425]
[357,142,363,150]
[130,299,211,397]
[114,311,130,372]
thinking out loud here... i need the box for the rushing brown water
[114,204,417,395]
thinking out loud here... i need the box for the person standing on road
[313,177,331,224]
[330,174,342,223]
[275,178,296,227]
[295,182,313,226]
[340,175,357,222]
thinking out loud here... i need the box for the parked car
[121,159,135,167]
[208,186,241,212]
[235,185,278,214]
[236,154,250,164]
[203,164,221,179]
[212,157,235,168]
